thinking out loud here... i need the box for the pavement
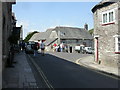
[75,55,120,79]
[2,51,37,88]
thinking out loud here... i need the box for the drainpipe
[96,37,98,62]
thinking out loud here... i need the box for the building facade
[0,1,16,89]
[30,26,93,52]
[92,0,120,68]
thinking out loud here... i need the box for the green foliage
[24,31,38,42]
[89,28,94,35]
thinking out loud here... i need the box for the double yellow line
[27,55,54,90]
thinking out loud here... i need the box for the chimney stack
[84,23,88,30]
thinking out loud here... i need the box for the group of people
[34,40,45,56]
[19,40,45,56]
[53,43,68,52]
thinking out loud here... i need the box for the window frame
[114,35,120,53]
[102,9,115,25]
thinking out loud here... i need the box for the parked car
[25,41,35,54]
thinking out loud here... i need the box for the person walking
[40,40,45,56]
[33,42,39,56]
[37,40,41,53]
[60,42,64,52]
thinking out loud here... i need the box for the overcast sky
[12,1,99,39]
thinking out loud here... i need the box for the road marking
[27,55,54,89]
[75,59,80,64]
[75,57,120,80]
[75,57,87,65]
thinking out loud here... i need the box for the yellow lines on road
[27,55,54,90]
[75,59,80,65]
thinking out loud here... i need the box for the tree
[89,28,94,35]
[24,31,39,42]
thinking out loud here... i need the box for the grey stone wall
[93,3,120,67]
[0,2,15,89]
[0,2,2,89]
[118,2,120,72]
[118,2,120,34]
[2,2,13,69]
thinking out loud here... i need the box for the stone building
[0,1,16,89]
[12,12,23,44]
[92,0,120,68]
[30,26,93,52]
[13,25,23,43]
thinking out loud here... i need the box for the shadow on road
[27,52,119,88]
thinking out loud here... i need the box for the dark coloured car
[25,41,35,54]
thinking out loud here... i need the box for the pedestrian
[21,41,25,51]
[37,40,41,53]
[40,40,45,56]
[33,42,38,56]
[37,40,41,49]
[55,45,59,52]
[60,43,64,52]
[53,43,57,52]
[19,42,22,51]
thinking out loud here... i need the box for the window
[118,38,120,51]
[102,9,115,24]
[60,32,65,36]
[103,13,107,23]
[109,11,114,22]
[61,39,66,43]
[114,35,120,53]
[83,42,86,47]
[76,40,79,43]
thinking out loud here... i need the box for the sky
[12,1,99,39]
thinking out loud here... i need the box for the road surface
[26,52,119,88]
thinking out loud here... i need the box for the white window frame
[114,35,120,52]
[102,9,115,24]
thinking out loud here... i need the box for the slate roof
[45,28,54,39]
[29,32,46,41]
[54,27,93,39]
[92,0,120,13]
[45,38,58,46]
[29,26,93,45]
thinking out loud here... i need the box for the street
[26,52,119,88]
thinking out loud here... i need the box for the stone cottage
[30,25,93,52]
[92,0,120,68]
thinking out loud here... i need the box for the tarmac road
[28,52,119,88]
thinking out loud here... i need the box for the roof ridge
[55,26,84,30]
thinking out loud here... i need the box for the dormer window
[60,32,65,36]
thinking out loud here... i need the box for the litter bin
[69,46,72,53]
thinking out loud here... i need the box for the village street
[26,52,119,88]
[1,0,120,89]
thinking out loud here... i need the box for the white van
[84,47,94,54]
[75,45,85,53]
